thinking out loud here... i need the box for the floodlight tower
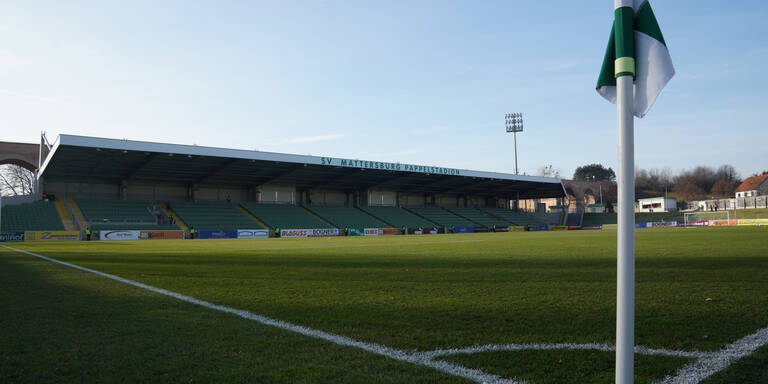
[505,113,523,175]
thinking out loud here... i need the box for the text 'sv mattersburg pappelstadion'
[596,0,675,383]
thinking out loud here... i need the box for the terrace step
[54,200,77,231]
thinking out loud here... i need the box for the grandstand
[445,207,511,228]
[481,208,545,226]
[405,206,479,228]
[357,206,436,228]
[240,203,331,229]
[0,134,566,235]
[304,205,387,229]
[0,201,64,232]
[170,202,263,230]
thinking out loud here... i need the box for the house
[735,174,768,198]
[636,197,677,213]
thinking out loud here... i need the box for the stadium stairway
[54,199,77,231]
[235,205,270,229]
[164,204,189,231]
[299,205,336,228]
[65,198,88,231]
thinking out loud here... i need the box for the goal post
[684,210,730,226]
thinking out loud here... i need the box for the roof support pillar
[120,180,128,200]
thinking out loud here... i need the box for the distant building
[636,197,677,213]
[735,174,768,198]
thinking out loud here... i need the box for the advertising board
[493,226,510,232]
[601,224,617,230]
[510,226,526,232]
[549,226,568,231]
[527,225,549,231]
[100,230,140,241]
[198,230,237,239]
[24,231,80,242]
[737,219,768,226]
[280,228,340,238]
[380,228,399,236]
[139,230,184,240]
[580,225,602,230]
[709,219,738,226]
[237,229,269,239]
[453,227,474,234]
[0,232,25,242]
[364,228,382,236]
[635,222,647,229]
[647,221,676,228]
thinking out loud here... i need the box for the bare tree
[0,164,35,196]
[537,165,561,178]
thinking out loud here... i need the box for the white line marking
[424,343,705,359]
[0,245,520,384]
[4,244,767,384]
[653,326,768,384]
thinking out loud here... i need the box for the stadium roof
[39,134,566,199]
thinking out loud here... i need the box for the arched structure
[0,141,39,173]
[563,180,605,212]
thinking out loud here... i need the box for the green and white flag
[596,0,674,118]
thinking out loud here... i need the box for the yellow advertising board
[25,231,80,242]
[737,218,768,226]
[549,225,568,231]
[602,224,618,230]
[510,226,526,232]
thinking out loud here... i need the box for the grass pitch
[1,227,767,383]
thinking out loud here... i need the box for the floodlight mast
[505,113,523,175]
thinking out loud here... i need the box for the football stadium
[1,133,767,384]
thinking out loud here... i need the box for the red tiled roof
[735,174,768,192]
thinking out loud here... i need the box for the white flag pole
[615,74,635,383]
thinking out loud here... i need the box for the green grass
[2,227,767,383]
[582,208,768,225]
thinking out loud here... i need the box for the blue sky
[1,1,766,179]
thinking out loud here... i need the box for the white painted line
[4,244,767,384]
[425,343,705,359]
[0,245,520,384]
[653,326,768,384]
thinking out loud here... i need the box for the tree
[573,164,616,181]
[0,164,35,196]
[710,179,737,198]
[537,165,561,178]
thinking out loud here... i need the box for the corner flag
[596,1,673,383]
[596,0,674,118]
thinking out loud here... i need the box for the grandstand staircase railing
[54,199,77,231]
[235,204,269,229]
[164,204,189,231]
[401,207,440,227]
[299,205,337,228]
[356,206,396,228]
[443,207,487,228]
[64,198,88,231]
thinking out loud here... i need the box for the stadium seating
[0,201,64,232]
[240,203,332,229]
[445,208,511,228]
[304,205,387,229]
[170,202,263,230]
[77,199,157,223]
[481,208,544,226]
[358,206,436,228]
[404,206,478,228]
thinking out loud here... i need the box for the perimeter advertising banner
[510,226,526,232]
[198,230,237,239]
[280,228,339,238]
[710,219,738,226]
[453,227,474,234]
[100,230,140,241]
[25,231,80,242]
[549,226,568,231]
[646,221,676,228]
[580,225,603,230]
[528,225,549,231]
[380,228,399,236]
[0,232,24,242]
[139,230,184,240]
[737,219,768,226]
[237,229,269,239]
